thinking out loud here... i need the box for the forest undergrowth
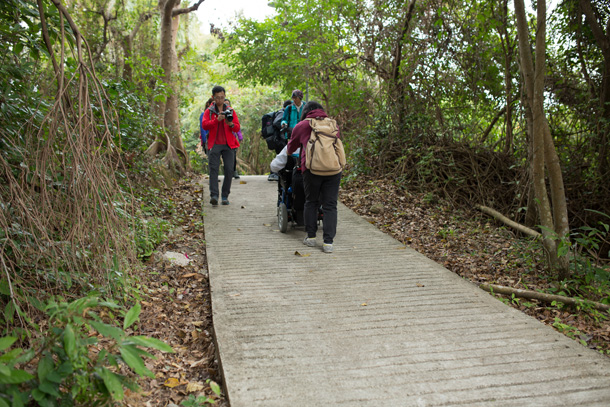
[123,177,228,407]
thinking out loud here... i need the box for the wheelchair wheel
[278,203,288,233]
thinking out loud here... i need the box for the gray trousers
[208,144,235,198]
[303,170,341,244]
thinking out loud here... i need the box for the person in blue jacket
[199,97,213,153]
[280,89,305,137]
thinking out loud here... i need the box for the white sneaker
[323,243,333,253]
[303,237,316,247]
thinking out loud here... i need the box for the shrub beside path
[203,175,610,406]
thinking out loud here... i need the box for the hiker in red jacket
[201,85,241,206]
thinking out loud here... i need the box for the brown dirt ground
[124,177,228,407]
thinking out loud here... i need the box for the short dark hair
[212,85,225,95]
[300,101,324,121]
[283,100,292,108]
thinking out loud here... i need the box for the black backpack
[261,110,279,139]
[272,107,285,129]
[261,109,287,153]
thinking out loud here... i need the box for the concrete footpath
[202,175,610,406]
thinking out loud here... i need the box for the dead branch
[480,283,610,312]
[478,205,541,238]
[172,0,206,17]
[480,105,507,143]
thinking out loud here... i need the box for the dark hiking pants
[303,170,342,244]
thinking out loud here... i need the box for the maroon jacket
[201,103,241,150]
[287,109,341,171]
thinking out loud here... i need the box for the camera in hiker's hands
[221,109,233,122]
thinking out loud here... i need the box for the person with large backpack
[262,100,292,181]
[287,101,345,254]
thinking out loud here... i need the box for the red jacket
[201,103,241,150]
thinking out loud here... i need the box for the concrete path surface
[202,175,610,406]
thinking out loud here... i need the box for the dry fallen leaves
[163,378,182,388]
[122,176,229,407]
[185,381,205,393]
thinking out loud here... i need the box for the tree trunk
[164,9,188,172]
[147,0,187,174]
[514,0,570,280]
[122,34,133,81]
[119,9,156,82]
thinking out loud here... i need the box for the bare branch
[480,283,610,312]
[172,0,206,17]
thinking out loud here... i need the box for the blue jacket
[281,103,305,129]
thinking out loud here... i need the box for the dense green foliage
[219,0,609,227]
[0,0,609,402]
[0,298,173,406]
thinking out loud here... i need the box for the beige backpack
[305,117,346,176]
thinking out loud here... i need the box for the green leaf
[0,336,16,352]
[128,336,174,353]
[0,364,9,376]
[8,388,25,407]
[4,301,15,324]
[0,368,34,384]
[37,354,53,382]
[56,361,73,377]
[119,345,154,378]
[97,301,120,309]
[99,367,124,400]
[209,380,221,396]
[0,280,9,296]
[45,370,62,384]
[90,321,124,342]
[31,389,44,402]
[13,43,23,55]
[123,303,141,330]
[0,348,23,363]
[38,380,60,397]
[0,396,9,407]
[63,324,76,361]
[26,295,45,311]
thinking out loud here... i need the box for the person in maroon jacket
[201,86,241,206]
[287,101,342,253]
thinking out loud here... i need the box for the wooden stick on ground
[477,205,541,238]
[479,283,610,312]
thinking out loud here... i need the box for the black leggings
[303,170,341,244]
